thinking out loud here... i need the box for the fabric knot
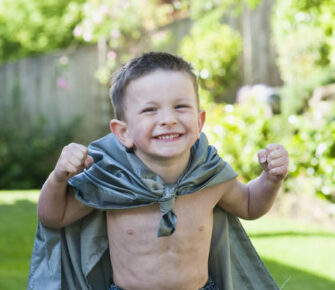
[157,185,177,237]
[162,185,177,200]
[158,198,177,237]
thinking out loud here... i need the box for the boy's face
[111,70,205,165]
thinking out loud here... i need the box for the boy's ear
[197,109,206,135]
[109,119,134,149]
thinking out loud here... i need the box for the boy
[29,52,288,290]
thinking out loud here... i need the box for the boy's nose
[159,110,177,127]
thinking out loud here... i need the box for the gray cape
[27,133,279,290]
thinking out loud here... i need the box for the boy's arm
[38,143,94,228]
[218,144,289,220]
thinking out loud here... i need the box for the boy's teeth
[157,134,179,140]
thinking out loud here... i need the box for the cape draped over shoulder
[27,133,279,290]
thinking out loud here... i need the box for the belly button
[126,229,135,235]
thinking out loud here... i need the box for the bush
[272,0,335,115]
[204,101,282,183]
[179,13,242,104]
[204,97,335,202]
[284,103,335,202]
[0,115,79,189]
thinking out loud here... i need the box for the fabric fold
[68,133,237,237]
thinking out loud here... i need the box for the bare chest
[105,186,223,289]
[106,186,222,251]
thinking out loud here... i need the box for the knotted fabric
[68,132,237,236]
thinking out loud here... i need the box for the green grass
[0,190,335,290]
[242,218,335,289]
[0,190,39,290]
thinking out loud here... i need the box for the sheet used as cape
[27,133,279,290]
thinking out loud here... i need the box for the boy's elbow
[37,209,65,229]
[39,218,65,229]
[244,211,265,221]
[245,203,270,220]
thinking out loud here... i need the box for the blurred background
[0,0,334,289]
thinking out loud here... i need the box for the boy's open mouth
[154,133,183,140]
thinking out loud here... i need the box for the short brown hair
[110,51,198,120]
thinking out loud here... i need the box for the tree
[0,0,86,63]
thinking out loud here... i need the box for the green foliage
[204,98,335,202]
[279,66,335,116]
[284,103,335,202]
[179,15,242,103]
[272,0,335,115]
[0,111,79,189]
[204,101,282,183]
[0,0,86,63]
[269,1,335,202]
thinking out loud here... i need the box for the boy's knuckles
[266,144,276,151]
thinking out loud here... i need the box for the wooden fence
[0,45,111,144]
[0,0,280,144]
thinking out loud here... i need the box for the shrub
[284,103,335,202]
[204,98,335,202]
[0,115,79,189]
[204,100,282,183]
[272,0,335,115]
[179,14,242,104]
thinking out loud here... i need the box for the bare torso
[106,184,224,290]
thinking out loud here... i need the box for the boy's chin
[135,149,190,161]
[152,150,191,161]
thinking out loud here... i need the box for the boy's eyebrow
[139,101,159,107]
[175,97,194,103]
[140,98,194,106]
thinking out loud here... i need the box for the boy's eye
[175,104,190,110]
[141,107,156,113]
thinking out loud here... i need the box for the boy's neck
[136,152,191,184]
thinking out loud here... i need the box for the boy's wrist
[49,170,69,185]
[263,170,284,185]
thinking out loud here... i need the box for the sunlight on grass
[242,217,335,289]
[0,190,39,290]
[0,190,39,205]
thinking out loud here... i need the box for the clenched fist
[53,143,94,183]
[257,144,289,182]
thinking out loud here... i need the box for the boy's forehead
[130,69,191,84]
[125,70,196,96]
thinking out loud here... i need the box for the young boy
[29,52,288,290]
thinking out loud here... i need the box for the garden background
[0,0,335,289]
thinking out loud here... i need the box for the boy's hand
[257,144,289,182]
[52,143,94,183]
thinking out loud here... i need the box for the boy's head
[110,51,199,121]
[109,51,205,165]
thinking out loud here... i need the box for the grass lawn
[0,191,39,290]
[241,217,335,290]
[0,190,335,290]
